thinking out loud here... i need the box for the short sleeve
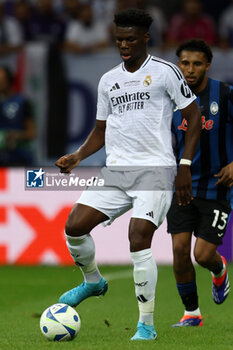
[164,63,196,110]
[96,75,111,121]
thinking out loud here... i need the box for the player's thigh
[167,193,198,234]
[66,203,109,235]
[193,198,231,246]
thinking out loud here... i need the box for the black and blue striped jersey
[172,78,233,200]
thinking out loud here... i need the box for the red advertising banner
[1,168,232,265]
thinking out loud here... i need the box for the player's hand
[55,152,81,174]
[175,165,193,206]
[214,162,233,187]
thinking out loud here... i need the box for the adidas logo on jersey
[110,83,120,91]
[146,211,154,218]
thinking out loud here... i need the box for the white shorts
[76,167,175,227]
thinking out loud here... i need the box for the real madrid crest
[210,101,218,115]
[143,75,152,87]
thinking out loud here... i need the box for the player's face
[178,50,210,93]
[115,26,149,71]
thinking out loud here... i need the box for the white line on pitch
[103,269,132,281]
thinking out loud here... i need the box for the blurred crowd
[1,0,233,167]
[0,0,233,54]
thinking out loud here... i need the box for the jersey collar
[121,54,151,73]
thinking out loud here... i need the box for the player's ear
[144,32,150,44]
[206,62,211,72]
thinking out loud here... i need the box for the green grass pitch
[1,264,233,350]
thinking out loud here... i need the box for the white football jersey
[97,55,196,166]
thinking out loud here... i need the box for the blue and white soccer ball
[40,303,81,341]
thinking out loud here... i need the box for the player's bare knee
[130,240,143,252]
[194,255,207,267]
[129,230,152,252]
[65,222,84,237]
[65,215,89,237]
[194,250,211,267]
[173,242,190,262]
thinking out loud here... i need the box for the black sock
[211,259,223,275]
[177,281,198,311]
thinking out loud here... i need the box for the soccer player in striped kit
[167,39,233,327]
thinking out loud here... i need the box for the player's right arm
[175,100,202,205]
[165,64,202,205]
[56,73,109,174]
[56,120,106,173]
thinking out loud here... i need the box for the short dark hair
[114,8,153,32]
[176,39,213,63]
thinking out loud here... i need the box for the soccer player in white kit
[56,8,202,341]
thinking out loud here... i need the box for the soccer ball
[40,303,81,341]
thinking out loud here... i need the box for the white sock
[138,298,155,325]
[66,233,102,283]
[130,249,158,326]
[184,308,201,317]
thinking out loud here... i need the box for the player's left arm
[165,65,202,205]
[214,87,233,187]
[180,100,202,160]
[175,100,202,205]
[214,162,233,187]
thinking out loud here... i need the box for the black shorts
[167,194,232,245]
